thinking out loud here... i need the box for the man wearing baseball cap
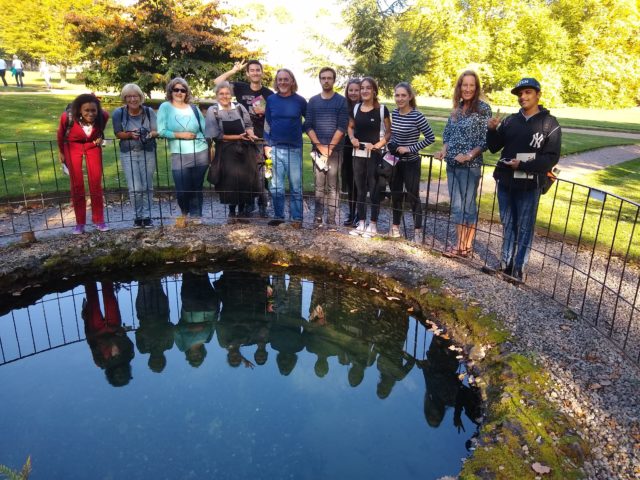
[486,77,561,282]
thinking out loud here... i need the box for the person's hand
[454,153,471,163]
[264,146,272,159]
[396,146,410,155]
[317,144,330,157]
[176,132,197,140]
[369,141,382,152]
[58,152,65,164]
[247,131,259,142]
[434,150,445,160]
[488,108,505,130]
[501,159,520,169]
[351,137,360,149]
[232,60,246,73]
[243,359,255,369]
[130,130,140,140]
[149,130,158,139]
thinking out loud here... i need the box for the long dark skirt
[216,141,259,205]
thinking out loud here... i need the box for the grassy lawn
[476,158,640,261]
[406,96,640,133]
[1,93,638,200]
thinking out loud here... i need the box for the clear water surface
[0,270,481,480]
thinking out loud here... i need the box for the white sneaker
[362,223,378,238]
[349,221,366,236]
[389,225,401,238]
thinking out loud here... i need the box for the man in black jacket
[487,78,561,282]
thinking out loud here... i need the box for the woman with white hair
[113,83,158,227]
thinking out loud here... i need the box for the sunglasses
[172,88,187,93]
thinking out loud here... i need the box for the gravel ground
[1,195,639,479]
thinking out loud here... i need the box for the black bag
[374,151,392,179]
[207,141,222,184]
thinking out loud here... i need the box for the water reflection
[0,270,483,479]
[82,282,134,387]
[134,279,172,373]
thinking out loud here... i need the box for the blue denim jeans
[121,149,156,220]
[269,146,302,221]
[172,165,208,217]
[497,183,541,272]
[447,165,481,225]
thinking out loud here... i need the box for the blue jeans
[447,165,481,225]
[497,183,541,272]
[269,147,302,221]
[121,149,156,220]
[172,165,208,217]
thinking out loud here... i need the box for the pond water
[0,270,481,480]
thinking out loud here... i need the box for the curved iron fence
[0,138,639,364]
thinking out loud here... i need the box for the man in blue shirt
[305,67,349,227]
[264,68,307,226]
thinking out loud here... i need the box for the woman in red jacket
[57,94,110,234]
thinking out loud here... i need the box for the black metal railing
[0,138,639,364]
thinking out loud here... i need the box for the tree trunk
[60,65,68,85]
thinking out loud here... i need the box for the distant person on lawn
[11,55,24,87]
[0,58,8,87]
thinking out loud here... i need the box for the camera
[138,127,151,144]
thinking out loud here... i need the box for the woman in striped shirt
[389,82,435,240]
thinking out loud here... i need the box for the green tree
[343,0,436,93]
[552,0,640,107]
[0,0,106,82]
[68,0,255,96]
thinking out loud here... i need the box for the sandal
[458,248,472,258]
[443,247,460,258]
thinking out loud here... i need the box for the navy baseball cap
[511,77,541,95]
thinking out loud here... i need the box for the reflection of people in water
[82,282,134,387]
[374,312,414,399]
[270,275,304,376]
[304,281,342,378]
[454,383,483,451]
[134,279,173,373]
[417,334,461,428]
[174,272,218,368]
[214,270,271,368]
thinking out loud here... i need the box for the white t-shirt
[12,59,23,70]
[0,59,6,70]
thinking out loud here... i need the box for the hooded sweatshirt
[487,106,561,191]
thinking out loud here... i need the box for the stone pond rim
[0,224,589,479]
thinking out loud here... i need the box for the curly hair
[70,93,106,131]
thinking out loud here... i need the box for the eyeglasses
[172,88,187,93]
[124,95,140,100]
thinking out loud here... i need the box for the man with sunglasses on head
[487,77,561,283]
[215,60,274,217]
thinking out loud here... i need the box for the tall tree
[343,0,435,93]
[0,0,106,81]
[68,0,254,96]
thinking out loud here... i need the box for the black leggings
[341,148,357,217]
[353,154,386,222]
[390,160,423,228]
